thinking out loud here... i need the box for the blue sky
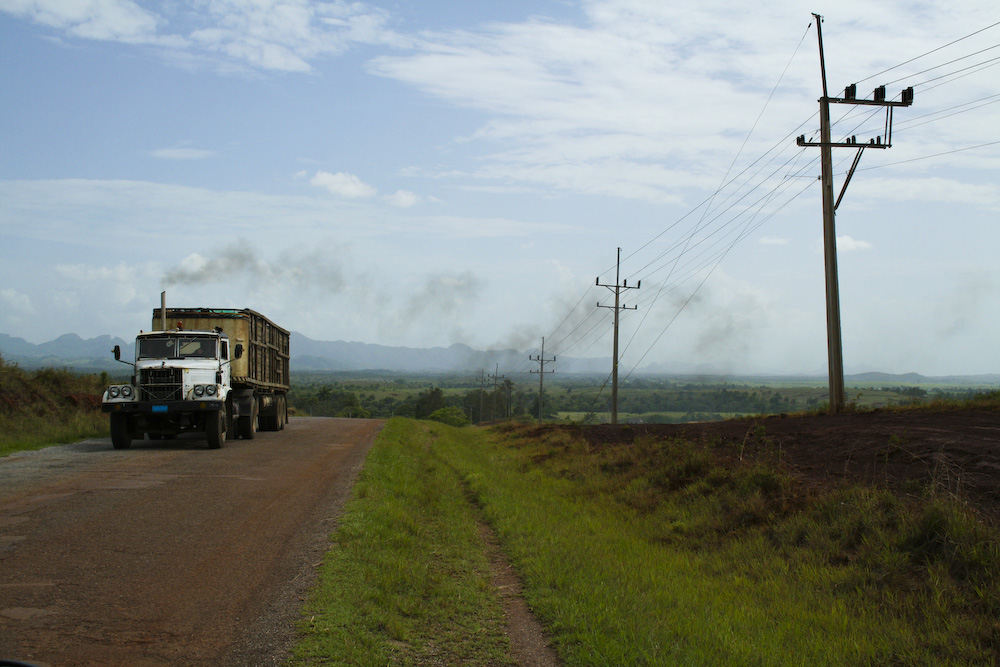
[1,0,998,376]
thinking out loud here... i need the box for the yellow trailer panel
[152,308,290,391]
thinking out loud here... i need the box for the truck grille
[140,368,182,401]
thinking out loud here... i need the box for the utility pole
[478,369,486,425]
[529,337,555,425]
[488,363,504,423]
[597,247,640,425]
[504,378,514,419]
[797,13,912,414]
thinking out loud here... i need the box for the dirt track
[0,417,382,666]
[578,408,1000,520]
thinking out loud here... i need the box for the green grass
[0,357,108,457]
[468,425,999,665]
[295,418,1000,665]
[288,418,515,666]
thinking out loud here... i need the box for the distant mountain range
[0,332,593,374]
[1,332,998,384]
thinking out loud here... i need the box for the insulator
[874,85,886,102]
[845,84,856,99]
[901,86,914,104]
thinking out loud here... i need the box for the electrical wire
[883,42,1000,87]
[855,20,1000,85]
[857,140,1000,171]
[505,19,1000,386]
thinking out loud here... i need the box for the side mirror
[234,344,244,360]
[113,345,121,361]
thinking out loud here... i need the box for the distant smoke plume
[163,245,345,293]
[400,271,482,321]
[935,275,995,339]
[377,271,483,341]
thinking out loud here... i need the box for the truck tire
[239,399,257,440]
[110,413,132,450]
[277,396,286,430]
[226,395,238,438]
[207,409,226,449]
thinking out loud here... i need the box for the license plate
[152,405,168,413]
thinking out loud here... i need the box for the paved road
[0,417,383,666]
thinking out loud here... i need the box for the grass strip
[433,424,1000,666]
[288,418,514,666]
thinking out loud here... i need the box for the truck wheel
[239,400,257,440]
[110,413,132,450]
[277,396,286,430]
[207,410,226,449]
[226,396,238,438]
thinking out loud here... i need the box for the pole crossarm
[798,136,889,148]
[797,88,912,149]
[826,91,914,108]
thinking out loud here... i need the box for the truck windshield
[138,337,217,359]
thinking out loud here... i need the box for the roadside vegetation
[0,354,107,457]
[289,370,998,424]
[293,416,999,666]
[289,418,514,666]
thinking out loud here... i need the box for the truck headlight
[109,386,120,398]
[121,386,133,398]
[194,385,205,397]
[205,385,218,396]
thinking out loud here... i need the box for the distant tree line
[288,377,996,424]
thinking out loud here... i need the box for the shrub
[428,406,470,427]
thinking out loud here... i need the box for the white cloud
[0,0,160,42]
[836,236,873,252]
[310,171,378,199]
[384,189,420,208]
[151,147,215,160]
[852,177,1000,208]
[759,236,788,245]
[0,287,33,314]
[0,0,400,71]
[54,262,158,307]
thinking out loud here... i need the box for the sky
[1,0,998,378]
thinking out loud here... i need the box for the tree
[414,387,446,419]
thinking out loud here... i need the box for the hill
[2,332,999,382]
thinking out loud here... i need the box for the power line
[532,19,998,389]
[883,42,1000,87]
[855,20,1000,85]
[857,140,1000,171]
[909,54,1000,88]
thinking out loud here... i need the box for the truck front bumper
[102,401,225,414]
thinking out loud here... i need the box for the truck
[101,307,290,450]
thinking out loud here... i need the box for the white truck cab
[102,328,241,449]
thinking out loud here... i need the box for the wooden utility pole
[488,363,504,423]
[597,248,640,425]
[478,369,486,424]
[529,338,555,425]
[797,13,912,414]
